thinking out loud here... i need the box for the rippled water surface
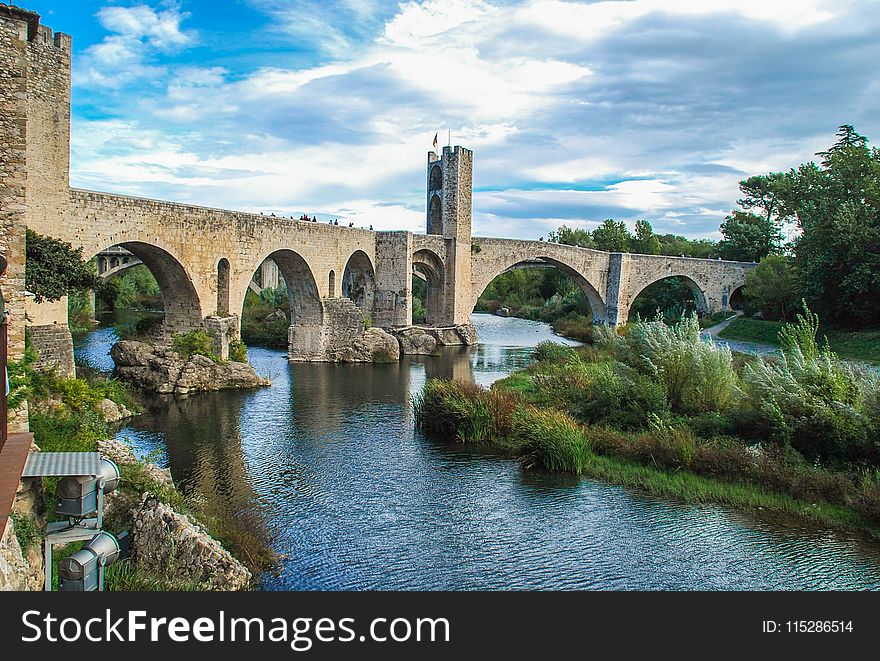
[75,313,880,590]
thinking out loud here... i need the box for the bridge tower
[426,146,474,326]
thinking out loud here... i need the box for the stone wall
[134,494,251,591]
[0,7,36,429]
[372,231,412,328]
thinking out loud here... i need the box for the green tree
[717,210,783,262]
[25,229,99,303]
[591,219,631,252]
[742,255,798,320]
[547,225,594,248]
[631,219,661,255]
[779,125,880,325]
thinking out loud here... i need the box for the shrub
[741,304,878,464]
[533,341,577,363]
[512,406,592,473]
[228,339,248,363]
[621,313,738,414]
[413,379,519,444]
[172,331,220,362]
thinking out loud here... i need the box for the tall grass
[512,406,591,472]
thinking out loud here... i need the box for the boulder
[97,438,173,489]
[432,327,464,346]
[331,327,401,363]
[111,341,270,395]
[96,397,133,423]
[393,327,438,355]
[455,323,479,345]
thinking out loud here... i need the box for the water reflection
[74,312,880,590]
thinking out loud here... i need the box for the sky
[26,0,880,240]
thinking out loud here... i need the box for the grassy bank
[719,318,880,365]
[413,311,880,536]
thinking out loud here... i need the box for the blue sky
[29,0,880,240]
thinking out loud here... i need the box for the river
[74,312,880,590]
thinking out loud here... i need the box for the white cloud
[75,3,196,88]
[69,0,880,239]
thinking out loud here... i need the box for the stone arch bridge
[2,8,753,374]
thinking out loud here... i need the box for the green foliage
[25,229,99,303]
[632,219,661,255]
[742,254,798,320]
[513,406,592,473]
[363,315,372,330]
[228,339,248,363]
[413,379,519,445]
[741,304,878,464]
[621,313,738,414]
[241,287,290,348]
[10,512,41,552]
[172,331,220,362]
[533,340,577,363]
[547,225,594,248]
[6,343,38,410]
[744,124,880,325]
[98,265,161,311]
[718,210,784,262]
[67,289,95,332]
[591,219,631,252]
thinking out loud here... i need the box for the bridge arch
[341,250,375,311]
[472,255,606,322]
[241,248,324,359]
[413,248,446,326]
[627,274,709,320]
[89,241,204,336]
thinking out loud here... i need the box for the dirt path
[700,312,779,356]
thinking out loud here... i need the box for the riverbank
[718,318,880,365]
[414,313,880,538]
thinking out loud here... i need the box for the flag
[432,132,438,150]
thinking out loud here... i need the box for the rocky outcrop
[393,327,438,355]
[111,341,270,394]
[96,398,134,423]
[329,327,401,363]
[0,519,40,591]
[134,494,251,591]
[454,323,479,345]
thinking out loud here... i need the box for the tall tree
[591,219,632,252]
[717,210,784,262]
[779,125,880,325]
[632,219,661,255]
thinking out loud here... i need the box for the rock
[96,437,174,488]
[0,519,42,591]
[96,397,132,423]
[455,324,479,345]
[331,327,401,363]
[432,327,463,346]
[111,340,270,394]
[393,327,438,355]
[133,494,251,591]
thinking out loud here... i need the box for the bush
[741,304,878,464]
[228,339,248,363]
[172,331,220,362]
[512,406,591,472]
[533,341,577,363]
[413,379,519,444]
[621,312,738,414]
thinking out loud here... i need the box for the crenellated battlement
[0,5,70,50]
